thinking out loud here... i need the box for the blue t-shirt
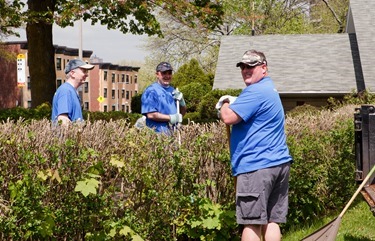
[229,76,292,176]
[141,82,177,133]
[51,82,83,122]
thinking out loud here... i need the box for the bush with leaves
[197,89,242,122]
[0,99,372,240]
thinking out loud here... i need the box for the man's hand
[172,89,186,107]
[169,113,182,124]
[215,95,237,110]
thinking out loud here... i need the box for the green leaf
[202,217,220,229]
[132,234,144,241]
[109,228,116,237]
[37,171,48,181]
[191,220,202,228]
[110,155,125,168]
[74,178,100,197]
[119,226,132,236]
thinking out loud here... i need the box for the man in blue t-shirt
[52,59,94,125]
[141,62,187,134]
[216,50,292,241]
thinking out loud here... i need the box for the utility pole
[79,18,83,59]
[250,1,264,36]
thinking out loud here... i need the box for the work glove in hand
[215,95,237,110]
[172,89,186,107]
[169,113,182,124]
[134,116,146,129]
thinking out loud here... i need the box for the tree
[172,59,212,88]
[3,0,224,108]
[172,59,213,112]
[0,1,24,61]
[144,0,350,75]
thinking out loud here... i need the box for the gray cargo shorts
[236,162,291,225]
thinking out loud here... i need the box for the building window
[104,88,107,98]
[121,105,125,111]
[84,82,89,93]
[104,105,108,112]
[112,105,116,111]
[104,71,107,81]
[134,75,138,83]
[84,102,89,110]
[130,76,133,84]
[56,58,62,70]
[126,105,129,113]
[112,89,115,99]
[121,89,125,98]
[112,73,115,83]
[126,74,129,84]
[56,79,62,88]
[126,91,130,100]
[27,100,32,108]
[121,74,125,82]
[27,76,31,90]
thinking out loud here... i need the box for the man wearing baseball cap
[52,59,94,125]
[216,50,292,241]
[141,61,187,134]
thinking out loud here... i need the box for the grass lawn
[282,199,375,241]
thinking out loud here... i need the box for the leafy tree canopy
[0,0,224,108]
[172,59,212,88]
[6,0,224,37]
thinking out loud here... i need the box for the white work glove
[172,89,186,107]
[169,113,182,124]
[134,116,146,129]
[215,95,237,110]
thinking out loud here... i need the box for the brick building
[0,41,139,112]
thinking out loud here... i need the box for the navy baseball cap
[65,59,95,74]
[156,62,173,72]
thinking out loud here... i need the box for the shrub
[0,102,369,240]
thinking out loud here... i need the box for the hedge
[0,103,366,240]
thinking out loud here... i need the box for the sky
[6,20,149,64]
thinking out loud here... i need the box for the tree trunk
[26,0,56,108]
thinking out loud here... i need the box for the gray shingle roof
[349,0,375,91]
[213,0,375,94]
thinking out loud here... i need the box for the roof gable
[213,0,375,94]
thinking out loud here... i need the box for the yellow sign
[97,96,105,103]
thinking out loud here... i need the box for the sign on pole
[17,54,26,87]
[97,96,105,103]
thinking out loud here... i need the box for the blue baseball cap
[65,59,95,74]
[156,62,173,72]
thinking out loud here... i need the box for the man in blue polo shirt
[52,59,94,125]
[216,50,292,241]
[141,62,187,134]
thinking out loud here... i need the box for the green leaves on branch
[75,173,101,197]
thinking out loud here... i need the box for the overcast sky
[6,20,149,64]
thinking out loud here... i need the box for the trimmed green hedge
[0,102,369,240]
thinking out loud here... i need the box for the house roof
[213,0,375,94]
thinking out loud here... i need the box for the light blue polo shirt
[229,76,292,176]
[141,82,177,133]
[52,82,83,122]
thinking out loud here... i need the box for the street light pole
[79,18,83,59]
